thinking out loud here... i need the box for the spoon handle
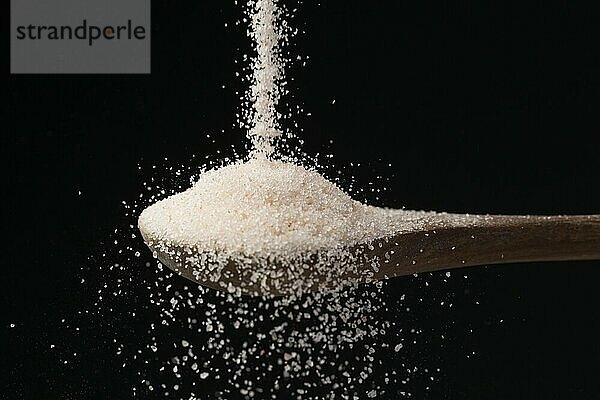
[378,215,600,277]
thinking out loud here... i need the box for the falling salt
[245,0,288,157]
[112,0,454,397]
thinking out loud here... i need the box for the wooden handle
[143,214,600,296]
[375,214,600,279]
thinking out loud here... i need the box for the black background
[4,1,600,399]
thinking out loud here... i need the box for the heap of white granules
[138,157,432,295]
[139,157,424,256]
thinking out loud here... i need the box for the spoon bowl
[140,212,600,296]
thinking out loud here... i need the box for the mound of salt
[139,158,424,257]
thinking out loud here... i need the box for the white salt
[139,158,425,257]
[138,158,436,295]
[136,0,440,295]
[95,0,451,397]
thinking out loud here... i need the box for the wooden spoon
[141,213,600,296]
